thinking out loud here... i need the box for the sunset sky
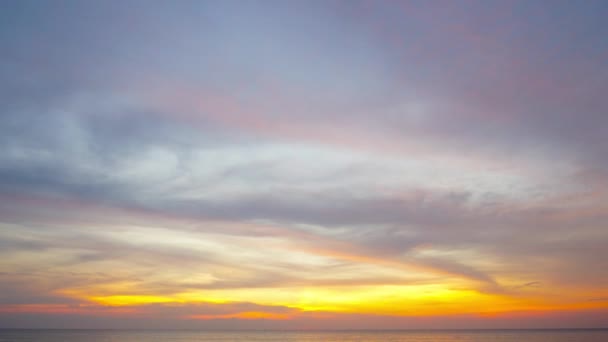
[1,0,608,329]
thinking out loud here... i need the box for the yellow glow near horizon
[71,283,552,316]
[89,295,178,306]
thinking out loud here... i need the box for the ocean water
[0,330,607,342]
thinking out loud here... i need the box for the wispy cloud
[1,0,608,329]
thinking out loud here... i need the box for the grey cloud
[162,189,476,228]
[515,281,541,289]
[0,278,81,306]
[409,257,499,287]
[0,301,300,329]
[1,0,608,328]
[3,175,607,292]
[589,298,608,302]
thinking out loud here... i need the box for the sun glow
[72,284,550,316]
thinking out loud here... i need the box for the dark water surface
[0,329,607,341]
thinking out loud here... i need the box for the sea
[0,330,607,342]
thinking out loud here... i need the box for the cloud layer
[1,0,608,329]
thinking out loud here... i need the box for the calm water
[1,330,607,342]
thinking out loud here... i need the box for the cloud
[1,0,608,329]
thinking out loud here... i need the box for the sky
[1,0,608,330]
